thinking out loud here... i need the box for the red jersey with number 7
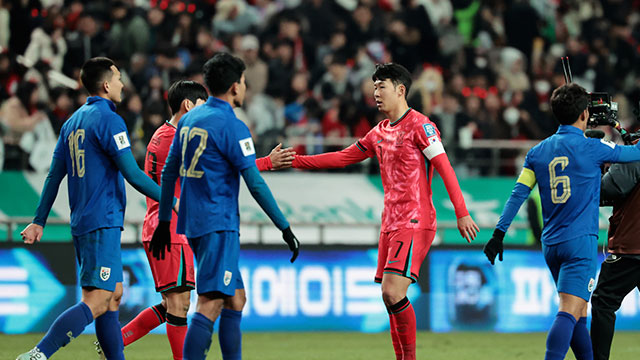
[358,109,469,231]
[292,108,469,233]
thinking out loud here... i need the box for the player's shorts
[188,230,244,296]
[143,242,195,293]
[543,235,598,301]
[375,228,436,283]
[73,227,123,292]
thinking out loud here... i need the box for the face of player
[232,73,247,108]
[373,78,404,116]
[105,65,124,104]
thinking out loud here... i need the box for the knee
[86,297,110,318]
[110,289,123,309]
[235,292,247,309]
[591,293,619,312]
[381,287,401,307]
[179,293,191,314]
[224,290,247,312]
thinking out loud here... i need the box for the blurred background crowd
[0,0,639,175]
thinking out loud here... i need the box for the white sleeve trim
[422,141,445,160]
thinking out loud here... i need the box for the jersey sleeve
[516,151,537,189]
[223,119,257,171]
[586,137,622,164]
[52,132,65,160]
[355,126,377,158]
[415,122,446,160]
[98,113,132,159]
[145,129,173,185]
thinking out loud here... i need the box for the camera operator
[591,155,640,360]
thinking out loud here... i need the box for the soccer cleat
[94,340,106,360]
[16,348,47,360]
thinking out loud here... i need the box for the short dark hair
[550,83,589,125]
[202,52,246,96]
[372,63,412,98]
[80,57,116,95]
[167,80,208,115]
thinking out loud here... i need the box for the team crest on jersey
[588,278,596,292]
[599,139,615,149]
[113,131,130,150]
[224,271,233,286]
[238,137,256,157]
[100,267,111,281]
[423,124,436,137]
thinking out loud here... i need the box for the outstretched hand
[269,143,296,170]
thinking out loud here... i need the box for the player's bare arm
[269,143,296,170]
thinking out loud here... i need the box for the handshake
[149,222,300,263]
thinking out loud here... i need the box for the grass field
[2,332,640,359]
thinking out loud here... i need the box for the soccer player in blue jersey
[483,83,640,360]
[17,57,174,360]
[149,52,300,360]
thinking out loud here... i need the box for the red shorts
[375,228,435,283]
[143,242,196,293]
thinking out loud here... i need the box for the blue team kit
[161,96,258,295]
[54,96,131,290]
[516,125,621,299]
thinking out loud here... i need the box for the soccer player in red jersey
[113,80,295,360]
[291,63,479,360]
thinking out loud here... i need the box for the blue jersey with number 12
[53,96,132,236]
[522,125,620,245]
[167,96,257,238]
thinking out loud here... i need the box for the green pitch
[2,332,639,359]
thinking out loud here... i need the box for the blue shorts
[188,231,244,296]
[543,235,598,301]
[73,227,123,292]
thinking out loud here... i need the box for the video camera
[561,57,640,145]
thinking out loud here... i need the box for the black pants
[591,255,640,360]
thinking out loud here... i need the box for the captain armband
[516,167,536,189]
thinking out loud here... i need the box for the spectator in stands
[0,80,49,170]
[64,11,110,78]
[23,6,67,73]
[108,1,150,65]
[239,34,268,100]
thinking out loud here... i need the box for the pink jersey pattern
[142,123,188,244]
[358,109,448,232]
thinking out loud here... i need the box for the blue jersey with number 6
[522,125,620,245]
[166,96,257,238]
[52,96,132,236]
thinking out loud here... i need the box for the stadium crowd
[0,0,639,175]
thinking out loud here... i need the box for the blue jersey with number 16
[167,96,257,238]
[53,96,132,236]
[522,125,620,245]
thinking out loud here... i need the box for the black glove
[149,220,171,260]
[483,229,505,265]
[282,227,300,263]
